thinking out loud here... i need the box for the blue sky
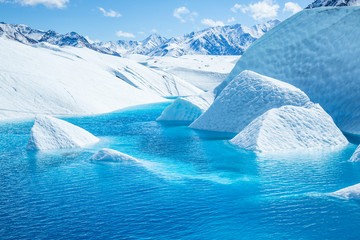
[0,0,312,41]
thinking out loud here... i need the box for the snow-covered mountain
[93,33,167,56]
[95,20,280,57]
[0,22,118,55]
[0,22,42,44]
[306,0,360,8]
[0,20,280,57]
[148,20,280,57]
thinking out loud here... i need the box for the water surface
[1,102,360,239]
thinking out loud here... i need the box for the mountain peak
[67,31,80,36]
[306,0,360,8]
[147,33,161,38]
[142,33,166,44]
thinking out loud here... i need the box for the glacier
[111,58,201,97]
[230,104,348,152]
[27,115,99,150]
[190,70,311,133]
[157,92,214,123]
[214,7,360,135]
[90,149,138,163]
[350,145,360,162]
[332,183,360,200]
[0,37,203,120]
[134,55,238,91]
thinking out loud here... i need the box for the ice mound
[350,145,360,162]
[230,104,348,152]
[215,7,360,135]
[332,183,360,200]
[190,70,311,133]
[27,115,99,150]
[90,148,138,163]
[157,92,214,122]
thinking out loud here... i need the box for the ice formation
[27,115,99,150]
[157,92,214,122]
[230,104,348,152]
[350,145,360,162]
[90,148,138,163]
[215,7,360,134]
[332,183,360,200]
[190,70,311,133]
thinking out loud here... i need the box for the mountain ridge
[306,0,360,8]
[0,20,280,57]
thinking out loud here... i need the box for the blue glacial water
[1,102,360,240]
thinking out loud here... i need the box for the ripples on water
[1,102,360,239]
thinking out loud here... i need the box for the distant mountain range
[0,20,280,57]
[94,20,280,57]
[306,0,360,8]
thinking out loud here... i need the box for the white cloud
[201,18,225,27]
[228,17,236,23]
[283,2,302,15]
[151,29,158,33]
[173,6,197,23]
[98,7,121,18]
[241,0,280,21]
[15,0,69,8]
[231,3,242,13]
[116,30,135,38]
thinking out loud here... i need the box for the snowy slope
[350,145,360,162]
[0,37,202,120]
[215,7,360,135]
[190,71,311,133]
[90,149,138,163]
[132,55,238,91]
[157,92,214,122]
[332,183,360,200]
[230,104,348,152]
[109,57,202,97]
[306,0,360,8]
[27,115,99,150]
